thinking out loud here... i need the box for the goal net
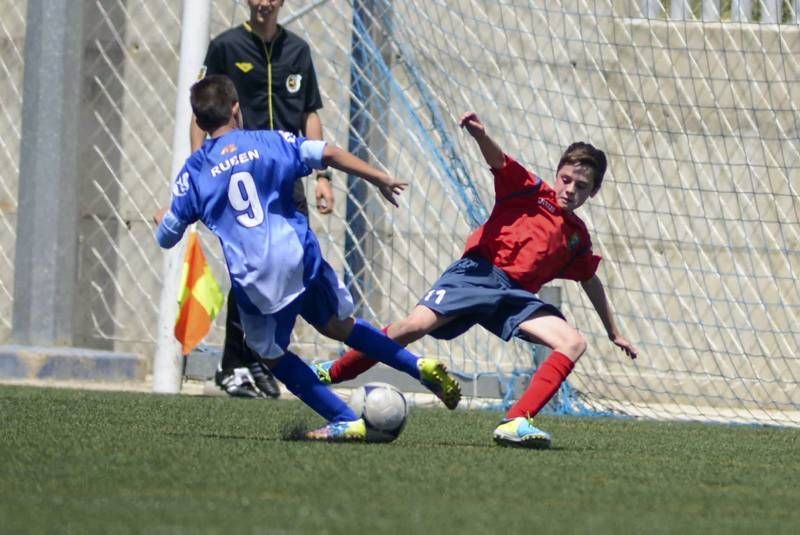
[3,0,797,427]
[255,0,800,426]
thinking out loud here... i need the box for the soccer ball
[349,382,409,442]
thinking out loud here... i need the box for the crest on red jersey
[568,233,581,251]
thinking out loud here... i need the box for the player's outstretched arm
[153,207,188,249]
[580,275,639,360]
[321,144,407,207]
[459,112,505,169]
[304,111,335,214]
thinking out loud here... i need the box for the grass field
[2,385,799,534]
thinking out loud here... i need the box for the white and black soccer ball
[349,382,409,442]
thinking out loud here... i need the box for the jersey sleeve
[155,165,200,248]
[299,140,326,170]
[169,166,201,227]
[301,48,323,113]
[202,39,225,77]
[156,210,187,248]
[492,154,542,199]
[261,130,316,181]
[560,235,602,282]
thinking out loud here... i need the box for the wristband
[316,169,332,181]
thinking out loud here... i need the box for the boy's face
[553,164,596,212]
[249,0,283,24]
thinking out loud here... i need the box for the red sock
[328,326,387,382]
[505,351,575,419]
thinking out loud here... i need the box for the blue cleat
[305,419,366,442]
[492,417,552,449]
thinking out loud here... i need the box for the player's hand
[610,334,638,360]
[153,207,167,225]
[378,179,408,207]
[315,176,335,214]
[459,112,486,139]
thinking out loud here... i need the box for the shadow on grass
[165,427,561,451]
[163,430,284,443]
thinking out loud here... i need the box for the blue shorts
[419,256,563,342]
[237,260,355,359]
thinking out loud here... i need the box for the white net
[1,0,798,426]
[231,0,800,426]
[0,0,25,339]
[76,1,183,352]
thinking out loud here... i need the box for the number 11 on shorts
[424,289,446,304]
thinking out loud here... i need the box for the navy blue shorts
[418,256,563,342]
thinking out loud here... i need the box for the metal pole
[13,0,85,346]
[152,0,211,394]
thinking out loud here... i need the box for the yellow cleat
[417,358,461,410]
[312,361,334,385]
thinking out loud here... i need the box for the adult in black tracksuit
[191,0,335,398]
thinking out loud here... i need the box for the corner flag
[174,231,225,355]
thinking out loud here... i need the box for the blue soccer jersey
[158,129,327,314]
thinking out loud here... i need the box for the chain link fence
[0,0,26,340]
[2,1,798,426]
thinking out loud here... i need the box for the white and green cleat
[493,417,552,449]
[417,358,461,410]
[305,418,366,442]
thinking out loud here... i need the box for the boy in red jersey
[316,111,638,448]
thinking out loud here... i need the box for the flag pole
[153,0,211,393]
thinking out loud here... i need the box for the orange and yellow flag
[174,231,225,355]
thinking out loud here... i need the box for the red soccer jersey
[462,154,601,294]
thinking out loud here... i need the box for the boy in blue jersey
[155,75,461,441]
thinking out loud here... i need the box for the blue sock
[345,319,421,380]
[270,352,357,423]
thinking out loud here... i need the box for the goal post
[152,0,212,394]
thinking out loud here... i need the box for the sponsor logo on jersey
[286,73,302,93]
[235,62,254,73]
[173,172,190,197]
[220,143,237,155]
[197,65,207,80]
[278,130,296,143]
[210,149,261,177]
[538,197,556,214]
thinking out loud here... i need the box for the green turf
[1,385,798,534]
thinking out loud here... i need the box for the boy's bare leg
[325,305,455,382]
[316,310,462,408]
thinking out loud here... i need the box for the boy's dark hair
[557,142,607,193]
[190,75,239,132]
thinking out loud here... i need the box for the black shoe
[214,367,264,399]
[249,363,281,399]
